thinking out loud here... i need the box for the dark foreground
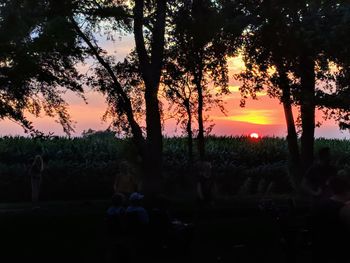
[0,198,312,263]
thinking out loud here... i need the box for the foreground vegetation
[1,134,350,202]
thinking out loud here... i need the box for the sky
[1,35,349,139]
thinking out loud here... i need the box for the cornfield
[0,133,350,201]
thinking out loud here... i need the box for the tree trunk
[300,55,316,173]
[134,0,166,194]
[195,69,205,161]
[185,99,193,163]
[143,86,163,193]
[278,67,301,190]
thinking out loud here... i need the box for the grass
[0,196,312,263]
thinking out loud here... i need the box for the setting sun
[250,132,260,139]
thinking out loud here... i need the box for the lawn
[0,197,312,263]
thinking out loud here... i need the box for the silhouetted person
[104,193,129,263]
[29,155,44,206]
[106,193,126,233]
[114,160,138,197]
[302,147,337,201]
[144,195,173,259]
[125,192,150,262]
[311,172,350,263]
[196,161,216,207]
[145,195,194,260]
[126,192,149,228]
[147,195,172,236]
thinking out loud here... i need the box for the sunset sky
[1,35,349,139]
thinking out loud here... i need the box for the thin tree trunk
[300,54,316,173]
[185,99,193,163]
[278,67,301,190]
[195,69,205,161]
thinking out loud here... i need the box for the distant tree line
[1,0,350,193]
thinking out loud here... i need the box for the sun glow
[227,55,246,72]
[250,133,260,139]
[221,110,275,125]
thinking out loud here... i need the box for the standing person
[114,160,138,198]
[302,147,337,201]
[311,172,350,263]
[29,155,44,206]
[196,161,216,207]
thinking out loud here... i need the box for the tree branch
[134,0,150,78]
[151,0,167,78]
[69,17,145,149]
[316,91,350,111]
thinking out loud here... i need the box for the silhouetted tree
[67,0,169,192]
[232,0,350,187]
[133,0,167,192]
[0,0,87,135]
[0,0,166,192]
[166,0,231,161]
[162,65,196,162]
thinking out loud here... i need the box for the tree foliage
[0,0,91,135]
[164,0,235,160]
[231,0,350,173]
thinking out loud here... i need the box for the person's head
[129,192,144,206]
[329,172,350,201]
[112,193,125,207]
[319,147,331,165]
[198,161,212,178]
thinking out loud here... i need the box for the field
[2,134,344,262]
[1,133,350,202]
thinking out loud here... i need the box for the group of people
[104,190,192,262]
[104,191,148,262]
[113,159,217,204]
[106,191,150,230]
[27,148,350,262]
[110,149,350,263]
[106,160,195,262]
[110,160,150,234]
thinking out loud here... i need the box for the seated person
[311,171,350,263]
[302,147,337,200]
[146,195,172,246]
[125,192,150,260]
[126,192,149,233]
[105,193,126,236]
[107,193,126,217]
[146,195,194,258]
[104,194,129,263]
